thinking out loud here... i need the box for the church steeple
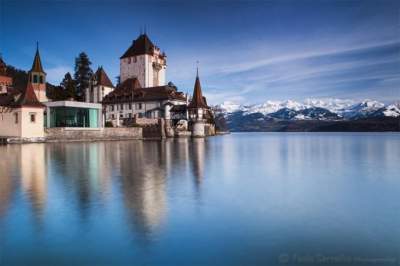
[29,43,48,102]
[31,42,45,73]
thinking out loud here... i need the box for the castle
[90,33,215,137]
[0,33,215,142]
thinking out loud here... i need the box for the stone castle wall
[45,127,142,142]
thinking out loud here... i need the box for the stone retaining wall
[45,127,142,142]
[205,123,216,136]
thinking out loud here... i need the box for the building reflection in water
[46,142,114,220]
[0,145,19,218]
[20,144,47,224]
[0,144,47,226]
[191,138,207,188]
[0,138,208,239]
[116,141,168,239]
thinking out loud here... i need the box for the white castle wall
[105,100,186,122]
[0,107,45,138]
[86,85,114,103]
[120,55,147,85]
[120,53,166,87]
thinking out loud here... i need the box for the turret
[188,68,210,138]
[188,68,209,120]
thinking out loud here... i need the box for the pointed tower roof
[120,34,156,59]
[31,44,45,73]
[94,67,114,87]
[11,82,45,108]
[188,70,208,109]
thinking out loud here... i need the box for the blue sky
[0,0,399,104]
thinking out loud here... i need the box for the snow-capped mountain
[341,100,385,119]
[216,99,400,120]
[382,104,400,117]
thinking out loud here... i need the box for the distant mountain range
[214,99,400,132]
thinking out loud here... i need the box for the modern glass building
[44,101,103,128]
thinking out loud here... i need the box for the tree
[5,65,28,91]
[46,83,65,101]
[61,72,76,99]
[74,52,93,101]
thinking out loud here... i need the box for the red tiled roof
[0,76,12,85]
[12,82,45,108]
[94,67,114,87]
[0,83,45,108]
[188,74,208,109]
[120,34,156,59]
[102,78,186,104]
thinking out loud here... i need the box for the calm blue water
[0,133,399,266]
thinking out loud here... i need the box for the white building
[85,66,115,103]
[120,33,166,87]
[0,56,46,139]
[102,78,187,126]
[103,34,187,127]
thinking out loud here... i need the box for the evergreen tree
[5,65,28,91]
[74,52,93,101]
[61,72,76,99]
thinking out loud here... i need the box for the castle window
[129,103,132,110]
[120,104,124,110]
[14,113,18,124]
[111,114,115,119]
[30,113,36,123]
[110,105,114,111]
[39,76,44,84]
[137,103,142,110]
[33,75,38,83]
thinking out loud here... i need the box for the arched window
[33,75,38,83]
[39,76,44,84]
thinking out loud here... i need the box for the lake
[0,133,399,266]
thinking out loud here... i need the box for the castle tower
[86,66,115,103]
[0,56,12,94]
[29,44,48,102]
[188,69,210,138]
[120,34,167,87]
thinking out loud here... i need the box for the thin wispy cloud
[46,66,73,85]
[3,0,399,104]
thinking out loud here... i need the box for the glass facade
[49,107,98,128]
